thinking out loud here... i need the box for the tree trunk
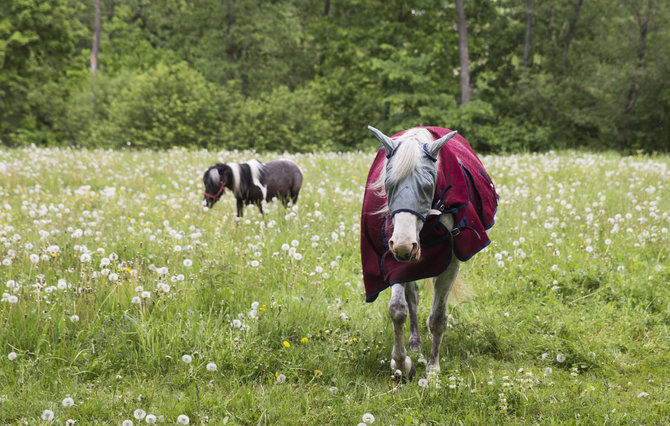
[90,0,101,73]
[562,0,584,69]
[455,0,470,104]
[523,0,535,71]
[318,0,330,72]
[618,0,653,150]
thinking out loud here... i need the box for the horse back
[262,160,303,201]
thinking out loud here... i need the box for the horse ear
[427,131,458,157]
[368,126,397,155]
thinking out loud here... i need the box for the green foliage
[81,62,237,149]
[1,0,669,151]
[0,0,80,146]
[230,84,335,152]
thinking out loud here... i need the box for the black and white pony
[362,126,498,380]
[202,159,303,217]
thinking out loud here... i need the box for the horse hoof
[408,336,422,351]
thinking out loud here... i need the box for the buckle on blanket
[450,228,460,237]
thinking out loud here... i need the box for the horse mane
[368,128,437,212]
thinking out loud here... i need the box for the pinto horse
[202,159,303,217]
[361,126,498,380]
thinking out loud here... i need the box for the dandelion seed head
[362,413,375,424]
[62,397,74,407]
[182,354,192,364]
[41,410,55,421]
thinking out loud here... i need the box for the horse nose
[390,239,419,262]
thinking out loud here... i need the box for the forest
[1,0,669,153]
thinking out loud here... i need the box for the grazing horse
[361,126,498,380]
[202,159,303,217]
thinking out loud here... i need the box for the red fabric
[361,127,498,302]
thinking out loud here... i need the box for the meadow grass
[0,147,668,425]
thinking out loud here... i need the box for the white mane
[229,163,242,196]
[247,159,267,200]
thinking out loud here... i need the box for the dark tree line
[1,0,668,152]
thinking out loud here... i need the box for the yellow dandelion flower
[283,341,291,348]
[51,253,58,258]
[314,370,322,377]
[301,337,308,343]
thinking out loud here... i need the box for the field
[0,147,668,425]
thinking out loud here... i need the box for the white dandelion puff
[62,397,74,407]
[177,415,190,425]
[41,410,55,421]
[145,414,157,423]
[8,352,17,361]
[182,354,193,364]
[362,413,375,424]
[206,362,218,372]
[134,409,146,420]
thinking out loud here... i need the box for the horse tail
[448,274,474,304]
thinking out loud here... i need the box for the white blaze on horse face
[389,212,422,262]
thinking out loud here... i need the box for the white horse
[363,126,496,380]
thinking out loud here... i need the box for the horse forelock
[368,129,439,216]
[206,167,221,186]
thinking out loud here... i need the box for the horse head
[368,126,457,262]
[202,164,231,208]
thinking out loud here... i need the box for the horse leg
[389,283,415,380]
[256,200,264,216]
[236,198,244,218]
[426,259,460,376]
[405,281,421,351]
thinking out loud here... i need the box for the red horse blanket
[361,127,498,302]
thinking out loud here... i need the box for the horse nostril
[388,239,395,251]
[412,242,418,253]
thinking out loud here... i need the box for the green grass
[0,147,668,425]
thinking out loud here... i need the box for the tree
[455,0,471,104]
[90,0,101,73]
